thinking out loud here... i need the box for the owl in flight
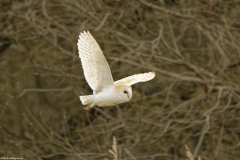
[77,31,155,110]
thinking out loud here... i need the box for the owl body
[77,31,155,110]
[80,85,132,110]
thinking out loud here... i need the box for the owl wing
[77,31,114,93]
[114,72,155,86]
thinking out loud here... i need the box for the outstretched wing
[114,72,155,86]
[78,31,114,93]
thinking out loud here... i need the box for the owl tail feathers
[79,95,94,111]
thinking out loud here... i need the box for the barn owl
[77,31,155,110]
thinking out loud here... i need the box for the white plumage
[77,31,155,110]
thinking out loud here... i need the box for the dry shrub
[1,0,240,159]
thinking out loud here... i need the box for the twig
[17,86,73,98]
[109,136,118,160]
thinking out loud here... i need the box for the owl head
[120,86,132,100]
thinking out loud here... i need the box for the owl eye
[123,91,128,94]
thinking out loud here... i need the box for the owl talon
[83,104,93,111]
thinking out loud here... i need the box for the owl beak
[127,93,131,99]
[127,94,130,99]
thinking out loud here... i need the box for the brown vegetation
[1,0,240,159]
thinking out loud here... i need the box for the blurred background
[1,0,240,159]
